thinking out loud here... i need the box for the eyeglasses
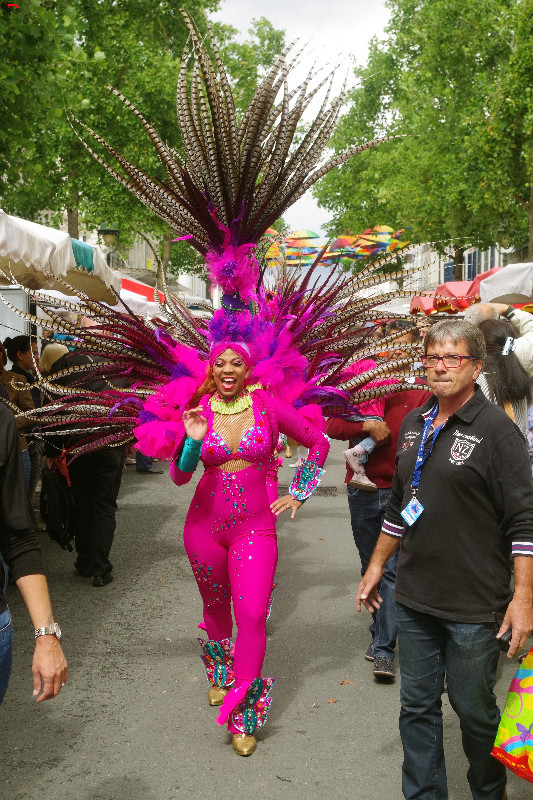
[420,354,476,368]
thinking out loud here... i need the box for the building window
[467,251,478,281]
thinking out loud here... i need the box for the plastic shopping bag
[492,646,533,784]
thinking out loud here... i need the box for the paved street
[3,441,530,800]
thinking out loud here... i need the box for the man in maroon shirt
[326,327,427,679]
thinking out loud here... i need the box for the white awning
[0,209,121,303]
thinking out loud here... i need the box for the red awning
[120,276,165,303]
[410,268,504,315]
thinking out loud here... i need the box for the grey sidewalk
[3,440,529,800]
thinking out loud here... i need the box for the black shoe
[74,561,92,578]
[93,572,113,587]
[136,469,164,474]
[364,643,374,662]
[373,657,395,680]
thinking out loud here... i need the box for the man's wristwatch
[34,622,62,640]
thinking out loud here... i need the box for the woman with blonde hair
[39,344,69,377]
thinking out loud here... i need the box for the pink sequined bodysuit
[170,388,328,728]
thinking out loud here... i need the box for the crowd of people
[0,298,532,798]
[1,17,532,792]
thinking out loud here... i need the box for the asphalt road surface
[3,441,530,800]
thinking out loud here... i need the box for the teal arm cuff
[177,436,203,472]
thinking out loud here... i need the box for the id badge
[401,496,424,527]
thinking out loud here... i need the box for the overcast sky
[212,0,391,234]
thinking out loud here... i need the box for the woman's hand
[270,493,302,519]
[183,406,208,441]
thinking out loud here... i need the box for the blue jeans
[136,451,153,471]
[396,603,506,800]
[0,607,13,704]
[347,486,398,659]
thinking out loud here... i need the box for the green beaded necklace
[210,383,261,415]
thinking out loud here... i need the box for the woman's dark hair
[477,318,531,406]
[3,335,31,363]
[0,341,7,370]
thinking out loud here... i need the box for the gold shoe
[208,684,229,706]
[232,733,257,756]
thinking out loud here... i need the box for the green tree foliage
[0,2,80,196]
[314,0,533,270]
[212,17,286,115]
[1,1,219,258]
[0,4,285,278]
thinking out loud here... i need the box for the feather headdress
[69,11,397,302]
[1,13,429,460]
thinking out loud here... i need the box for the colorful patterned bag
[492,646,533,784]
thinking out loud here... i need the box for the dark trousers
[69,447,125,577]
[28,439,45,528]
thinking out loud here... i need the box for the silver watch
[34,622,62,640]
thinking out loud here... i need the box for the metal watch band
[34,622,61,640]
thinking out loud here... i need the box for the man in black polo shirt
[356,320,533,800]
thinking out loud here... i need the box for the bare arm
[497,556,533,658]
[16,574,68,701]
[355,533,401,613]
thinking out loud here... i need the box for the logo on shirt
[401,429,420,449]
[450,437,476,462]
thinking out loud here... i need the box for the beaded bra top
[203,396,272,472]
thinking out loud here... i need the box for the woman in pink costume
[8,10,424,761]
[171,341,329,756]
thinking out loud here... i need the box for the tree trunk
[453,247,464,281]
[527,176,533,261]
[67,188,79,240]
[161,229,173,271]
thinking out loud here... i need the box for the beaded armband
[177,436,203,472]
[289,458,325,501]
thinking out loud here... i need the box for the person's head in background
[53,310,77,325]
[416,318,432,342]
[3,335,39,374]
[463,303,498,326]
[385,320,419,361]
[39,343,69,376]
[0,341,7,374]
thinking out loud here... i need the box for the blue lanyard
[411,404,445,493]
